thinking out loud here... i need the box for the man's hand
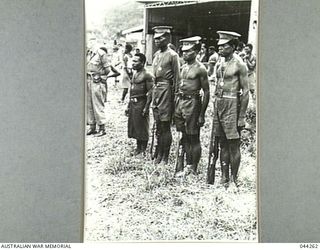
[142,107,149,117]
[125,108,129,117]
[238,117,246,130]
[198,115,205,127]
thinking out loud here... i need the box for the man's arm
[238,61,249,127]
[171,53,181,94]
[199,66,210,127]
[142,72,155,117]
[245,55,256,71]
[207,54,218,77]
[123,54,132,79]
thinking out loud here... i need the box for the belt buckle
[132,98,138,103]
[216,89,223,98]
[93,75,100,83]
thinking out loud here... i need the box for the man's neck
[187,58,196,65]
[136,67,144,73]
[160,45,168,52]
[224,53,234,62]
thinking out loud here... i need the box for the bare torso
[216,56,242,92]
[180,61,206,92]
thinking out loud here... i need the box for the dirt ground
[84,78,257,242]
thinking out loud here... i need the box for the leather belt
[215,89,239,99]
[155,77,173,84]
[87,73,104,83]
[176,91,200,99]
[130,95,146,103]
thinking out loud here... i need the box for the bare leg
[229,139,241,185]
[121,88,128,102]
[161,121,172,164]
[219,137,230,184]
[155,121,163,164]
[189,134,201,174]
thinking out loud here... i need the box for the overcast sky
[85,0,132,29]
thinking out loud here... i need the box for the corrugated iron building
[137,0,258,64]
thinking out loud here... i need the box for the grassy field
[84,79,257,242]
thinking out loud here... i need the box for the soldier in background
[120,44,133,103]
[151,26,180,164]
[175,36,210,175]
[243,43,257,100]
[111,45,122,88]
[87,43,120,137]
[208,31,249,186]
[207,45,219,83]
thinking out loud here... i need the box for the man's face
[154,35,168,48]
[244,46,251,55]
[132,56,143,70]
[218,42,233,57]
[182,48,197,62]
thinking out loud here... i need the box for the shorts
[174,96,201,135]
[152,82,173,122]
[213,97,240,139]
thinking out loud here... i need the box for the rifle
[175,131,184,174]
[207,119,219,184]
[150,121,158,160]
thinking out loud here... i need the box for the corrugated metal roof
[137,0,251,8]
[122,25,144,35]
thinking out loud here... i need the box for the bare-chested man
[125,53,154,155]
[207,31,249,186]
[175,36,210,175]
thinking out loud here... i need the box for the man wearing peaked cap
[174,36,210,176]
[216,31,241,45]
[180,36,202,51]
[86,38,120,137]
[152,26,172,39]
[207,30,249,187]
[151,25,180,164]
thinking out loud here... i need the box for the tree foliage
[102,1,144,41]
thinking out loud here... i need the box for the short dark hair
[246,43,253,51]
[134,53,146,65]
[125,44,133,52]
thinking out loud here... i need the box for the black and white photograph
[84,0,258,242]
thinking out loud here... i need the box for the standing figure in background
[87,45,120,137]
[111,45,122,88]
[196,43,208,63]
[151,26,180,164]
[207,31,249,186]
[121,44,133,103]
[207,45,219,84]
[174,36,210,175]
[125,53,154,155]
[235,41,245,58]
[243,43,257,100]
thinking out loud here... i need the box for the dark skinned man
[151,26,180,164]
[175,36,210,175]
[125,53,154,155]
[208,31,249,186]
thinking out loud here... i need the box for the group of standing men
[87,25,255,186]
